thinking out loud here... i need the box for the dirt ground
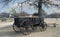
[0,19,60,37]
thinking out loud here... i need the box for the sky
[0,0,60,14]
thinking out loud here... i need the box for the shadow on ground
[0,25,25,37]
[0,24,60,37]
[0,25,45,37]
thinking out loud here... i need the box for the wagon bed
[17,16,38,18]
[13,16,47,35]
[14,16,41,25]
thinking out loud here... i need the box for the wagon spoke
[13,23,20,33]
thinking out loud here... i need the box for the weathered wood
[18,16,38,18]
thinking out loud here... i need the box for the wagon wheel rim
[20,26,32,35]
[20,21,32,35]
[39,23,47,31]
[13,24,20,33]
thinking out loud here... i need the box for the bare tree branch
[43,1,60,7]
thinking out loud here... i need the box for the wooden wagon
[13,16,47,35]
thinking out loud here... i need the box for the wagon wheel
[20,26,32,35]
[39,22,47,31]
[13,23,20,33]
[20,20,33,35]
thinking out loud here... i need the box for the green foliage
[10,8,16,16]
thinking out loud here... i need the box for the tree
[0,0,60,25]
[0,0,60,17]
[33,9,47,17]
[10,8,16,17]
[0,0,60,15]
